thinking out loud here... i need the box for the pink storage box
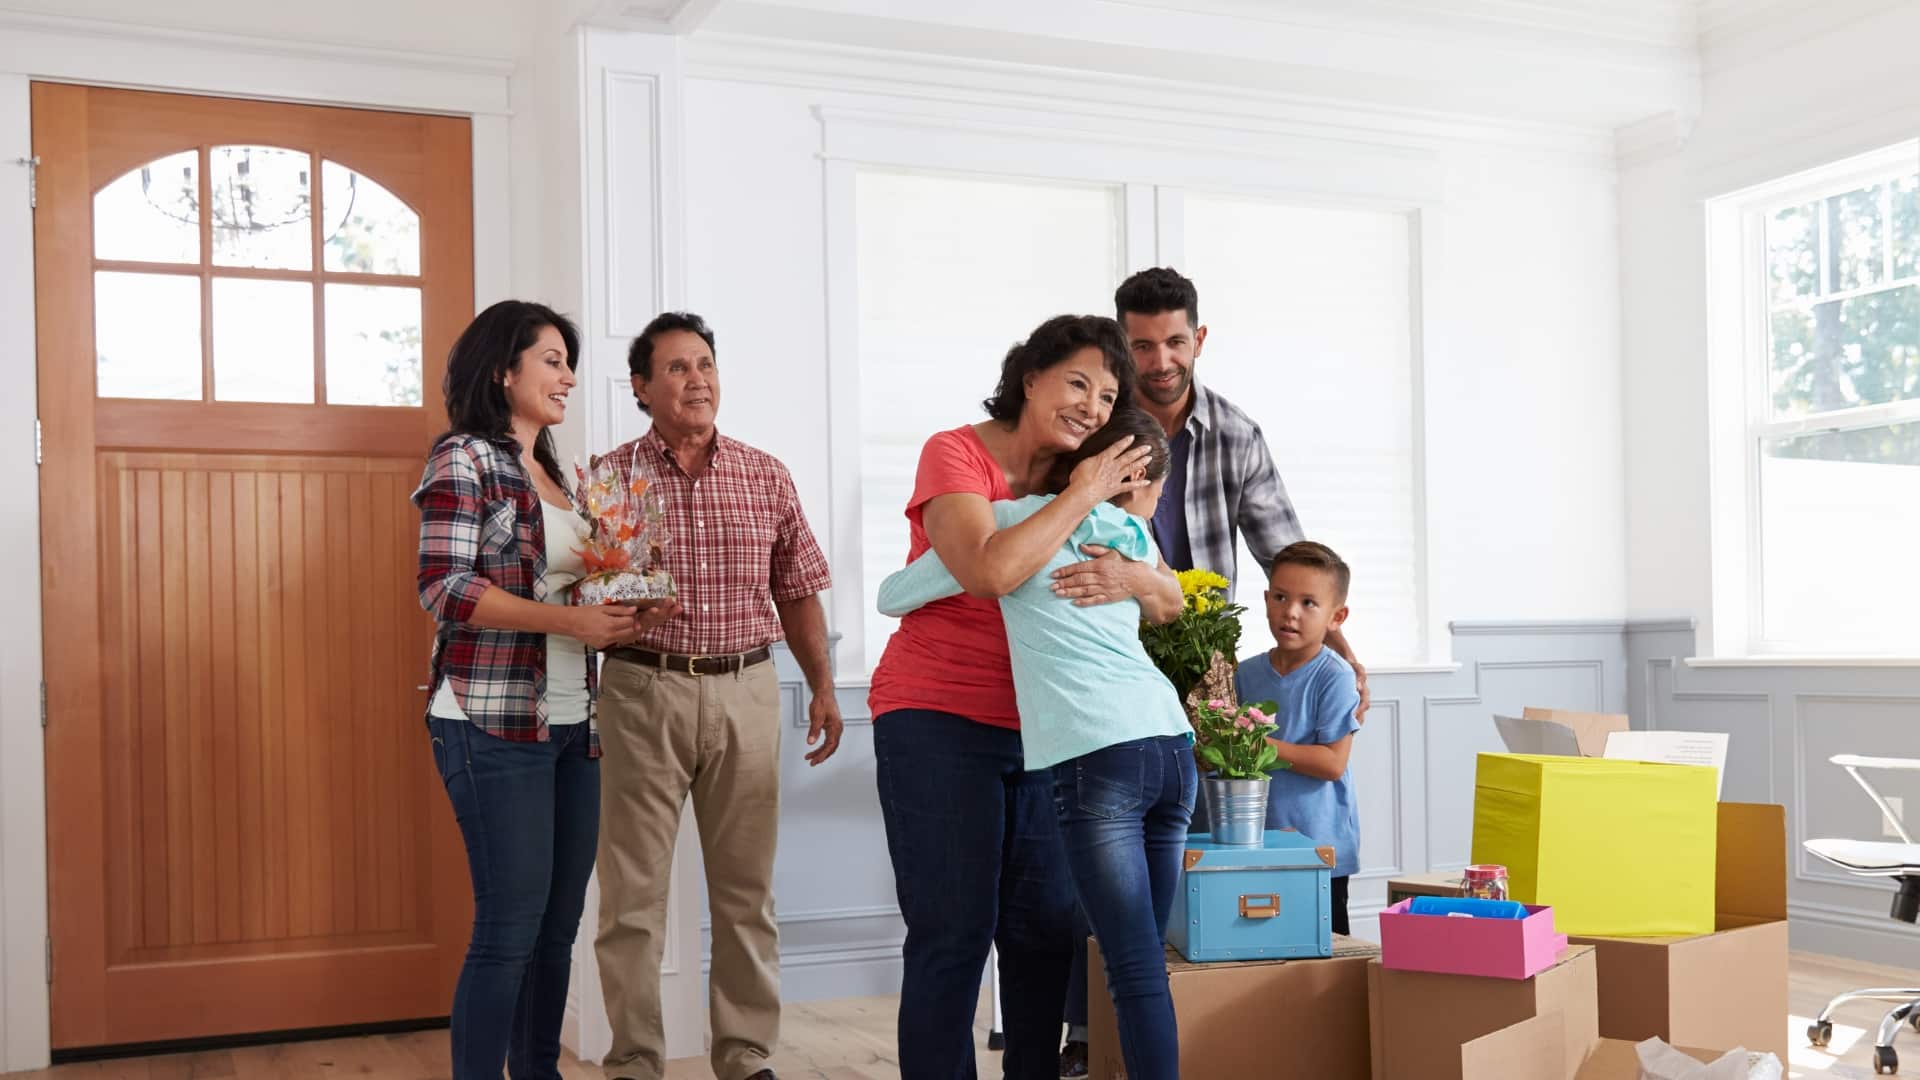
[1377,898,1568,980]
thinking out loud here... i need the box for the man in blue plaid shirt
[1110,265,1367,708]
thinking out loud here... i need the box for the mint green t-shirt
[875,494,1193,771]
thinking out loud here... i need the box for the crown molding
[685,33,1619,167]
[1615,108,1699,168]
[701,0,1697,132]
[1104,0,1697,52]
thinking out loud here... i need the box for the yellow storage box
[1470,753,1717,937]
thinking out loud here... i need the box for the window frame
[1709,140,1920,657]
[818,111,1442,677]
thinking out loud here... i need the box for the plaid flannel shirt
[414,432,600,754]
[1179,381,1304,595]
[598,428,831,657]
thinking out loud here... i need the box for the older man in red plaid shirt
[592,312,840,1080]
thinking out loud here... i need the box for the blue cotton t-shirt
[1234,647,1362,876]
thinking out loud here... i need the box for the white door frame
[0,12,515,1070]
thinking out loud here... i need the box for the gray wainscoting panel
[1627,624,1920,969]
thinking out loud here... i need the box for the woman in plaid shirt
[413,301,676,1080]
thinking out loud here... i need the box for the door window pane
[211,146,312,270]
[212,278,314,403]
[324,284,422,407]
[1760,422,1920,649]
[93,151,199,264]
[323,162,420,276]
[94,271,202,399]
[854,168,1123,674]
[1184,194,1421,663]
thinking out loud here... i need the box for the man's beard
[1141,367,1191,407]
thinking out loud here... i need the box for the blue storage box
[1166,830,1334,962]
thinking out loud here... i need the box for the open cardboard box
[1498,707,1630,757]
[1568,801,1790,1063]
[1089,936,1375,1079]
[1461,1010,1729,1079]
[1368,944,1598,1080]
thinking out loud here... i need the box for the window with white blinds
[853,168,1125,674]
[1181,194,1423,663]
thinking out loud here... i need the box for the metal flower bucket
[1203,776,1270,846]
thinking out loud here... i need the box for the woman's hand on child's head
[1067,436,1154,503]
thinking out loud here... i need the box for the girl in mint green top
[877,493,1191,769]
[877,406,1198,1080]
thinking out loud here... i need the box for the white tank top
[430,499,592,725]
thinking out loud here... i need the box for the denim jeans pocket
[1070,744,1145,820]
[428,716,469,784]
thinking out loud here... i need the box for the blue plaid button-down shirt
[1171,380,1304,595]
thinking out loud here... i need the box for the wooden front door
[33,83,474,1049]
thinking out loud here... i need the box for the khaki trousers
[594,656,782,1080]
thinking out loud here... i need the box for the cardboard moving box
[1502,707,1630,757]
[1385,870,1462,905]
[1472,752,1719,936]
[1569,801,1790,1064]
[1088,936,1375,1079]
[1368,944,1598,1080]
[1461,1011,1728,1080]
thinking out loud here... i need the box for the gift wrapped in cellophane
[571,456,675,606]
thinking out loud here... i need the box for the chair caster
[987,1030,1004,1051]
[1809,1020,1833,1047]
[1875,1045,1898,1075]
[1911,1009,1920,1033]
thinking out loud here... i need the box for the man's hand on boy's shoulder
[1352,660,1369,725]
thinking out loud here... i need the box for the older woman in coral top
[866,313,1182,1079]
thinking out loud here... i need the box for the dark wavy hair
[1114,266,1200,328]
[440,299,579,491]
[981,314,1135,424]
[628,311,717,415]
[1045,405,1170,501]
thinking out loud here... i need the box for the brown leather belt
[607,644,772,677]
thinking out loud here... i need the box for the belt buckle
[686,653,702,677]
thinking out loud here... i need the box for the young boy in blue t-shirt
[1234,540,1363,934]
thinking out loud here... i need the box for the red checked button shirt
[598,428,831,656]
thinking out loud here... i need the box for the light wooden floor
[7,951,1916,1079]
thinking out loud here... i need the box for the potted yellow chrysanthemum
[1140,569,1246,701]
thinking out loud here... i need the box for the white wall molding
[1449,619,1634,637]
[700,1,1693,134]
[1615,108,1697,168]
[0,10,514,116]
[687,34,1620,167]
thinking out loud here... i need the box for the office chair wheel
[1911,1008,1920,1033]
[987,1030,1004,1051]
[1809,1020,1834,1047]
[1874,1045,1898,1074]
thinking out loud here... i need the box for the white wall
[1620,2,1920,649]
[677,57,1630,661]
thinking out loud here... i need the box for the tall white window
[852,168,1124,674]
[1731,144,1920,653]
[1181,194,1423,663]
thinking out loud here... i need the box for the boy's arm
[1265,733,1355,782]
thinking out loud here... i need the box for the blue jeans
[874,709,1078,1080]
[1051,735,1197,1080]
[430,716,600,1080]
